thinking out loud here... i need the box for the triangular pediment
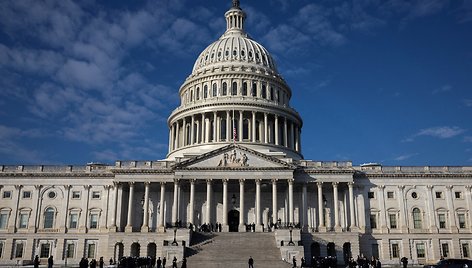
[173,144,295,170]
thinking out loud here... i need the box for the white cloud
[405,126,466,142]
[394,153,418,161]
[432,84,452,95]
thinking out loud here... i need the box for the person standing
[172,256,177,268]
[162,257,166,268]
[48,256,54,268]
[248,256,254,268]
[99,257,104,268]
[156,257,162,268]
[33,255,40,268]
[292,256,297,268]
[401,257,408,268]
[181,257,187,268]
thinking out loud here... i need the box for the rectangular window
[0,241,4,259]
[66,243,75,258]
[19,213,28,229]
[387,192,394,199]
[416,243,425,258]
[435,192,443,199]
[87,243,96,259]
[439,214,446,229]
[90,214,99,229]
[40,243,50,258]
[15,242,24,258]
[463,243,470,258]
[459,214,467,229]
[455,192,463,199]
[72,191,81,199]
[0,213,8,229]
[92,191,101,199]
[370,214,377,229]
[2,191,11,199]
[69,213,78,229]
[368,192,375,199]
[22,191,31,199]
[389,214,397,229]
[441,243,450,258]
[392,244,400,258]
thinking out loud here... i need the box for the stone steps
[187,232,291,268]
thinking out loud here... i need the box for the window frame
[2,191,12,199]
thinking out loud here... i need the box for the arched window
[44,207,55,229]
[251,83,257,97]
[190,90,193,102]
[204,85,208,99]
[242,82,248,96]
[196,88,200,100]
[232,82,238,96]
[270,87,274,101]
[412,208,422,229]
[243,119,249,140]
[223,82,227,96]
[261,84,267,99]
[212,84,217,97]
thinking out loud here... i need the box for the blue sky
[0,0,471,166]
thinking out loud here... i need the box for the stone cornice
[355,172,472,178]
[110,169,174,175]
[0,172,114,178]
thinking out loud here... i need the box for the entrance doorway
[228,209,239,232]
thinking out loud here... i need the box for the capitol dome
[167,0,303,161]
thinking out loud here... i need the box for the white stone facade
[1,1,472,266]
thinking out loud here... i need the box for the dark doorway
[327,242,336,257]
[343,242,351,265]
[228,209,240,232]
[311,242,320,258]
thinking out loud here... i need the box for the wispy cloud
[432,84,452,94]
[404,126,466,142]
[465,136,472,143]
[464,99,472,107]
[394,153,419,161]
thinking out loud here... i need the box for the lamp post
[288,225,295,246]
[171,226,178,246]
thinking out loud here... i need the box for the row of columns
[168,111,301,153]
[123,180,357,232]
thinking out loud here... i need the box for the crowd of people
[117,256,186,268]
[347,255,381,268]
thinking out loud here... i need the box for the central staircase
[187,232,292,268]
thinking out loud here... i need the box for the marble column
[189,180,195,226]
[226,111,230,142]
[171,124,175,150]
[264,113,268,143]
[446,185,458,232]
[175,121,180,149]
[239,179,245,231]
[213,112,217,142]
[255,179,261,228]
[275,115,279,146]
[206,180,212,224]
[202,113,206,143]
[317,182,325,230]
[272,179,278,225]
[109,182,119,230]
[295,126,300,152]
[168,129,172,152]
[125,182,134,232]
[426,185,437,232]
[239,111,243,142]
[182,117,187,146]
[158,182,166,232]
[348,182,356,230]
[284,118,288,147]
[190,115,195,145]
[141,182,150,232]
[172,180,179,225]
[302,183,308,229]
[222,179,228,231]
[378,185,388,232]
[398,185,407,232]
[288,179,294,224]
[290,121,294,149]
[252,111,256,142]
[333,182,341,231]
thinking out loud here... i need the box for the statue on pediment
[218,150,249,167]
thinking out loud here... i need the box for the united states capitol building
[1,1,472,266]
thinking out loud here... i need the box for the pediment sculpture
[217,149,249,167]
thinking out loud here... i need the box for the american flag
[233,125,237,143]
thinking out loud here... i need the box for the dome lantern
[225,0,245,34]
